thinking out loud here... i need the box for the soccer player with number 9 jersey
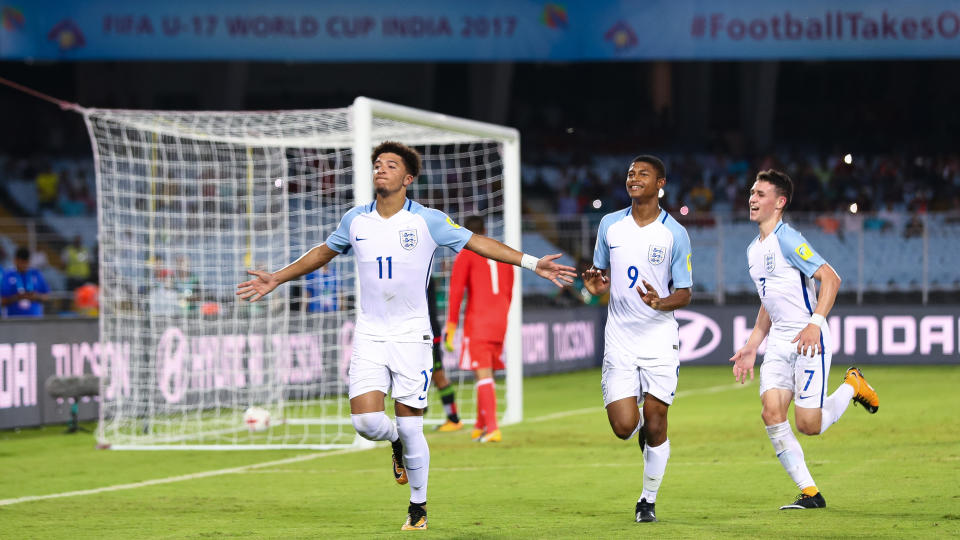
[583,155,693,524]
[237,141,576,531]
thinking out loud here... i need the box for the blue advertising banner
[2,304,955,429]
[2,0,960,61]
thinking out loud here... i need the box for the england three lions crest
[764,251,776,273]
[648,245,667,265]
[399,228,418,250]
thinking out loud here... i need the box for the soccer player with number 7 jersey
[237,141,576,532]
[583,155,693,524]
[729,169,880,511]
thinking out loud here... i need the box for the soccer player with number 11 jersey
[237,141,576,531]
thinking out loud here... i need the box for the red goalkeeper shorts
[459,336,504,371]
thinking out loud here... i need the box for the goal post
[85,97,523,450]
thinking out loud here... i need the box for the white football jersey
[746,220,828,342]
[325,199,473,343]
[593,207,693,359]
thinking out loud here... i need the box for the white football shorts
[348,336,433,409]
[601,346,679,407]
[758,333,833,409]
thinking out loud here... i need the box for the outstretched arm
[791,263,841,356]
[464,234,576,288]
[729,305,771,384]
[236,243,339,302]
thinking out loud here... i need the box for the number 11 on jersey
[377,256,393,279]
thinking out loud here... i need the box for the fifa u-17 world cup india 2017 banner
[2,0,960,61]
[1,305,956,428]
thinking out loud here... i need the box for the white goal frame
[86,97,523,450]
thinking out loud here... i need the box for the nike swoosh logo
[797,395,812,400]
[355,236,367,241]
[418,395,426,401]
[610,245,620,249]
[748,264,754,269]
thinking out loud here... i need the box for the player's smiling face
[373,152,413,197]
[625,161,663,201]
[748,180,783,223]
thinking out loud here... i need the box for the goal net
[85,97,522,450]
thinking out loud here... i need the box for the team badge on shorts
[399,228,418,250]
[648,245,666,265]
[764,251,776,273]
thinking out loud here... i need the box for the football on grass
[243,407,271,432]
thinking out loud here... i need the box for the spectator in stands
[149,269,183,317]
[58,170,94,216]
[73,282,99,317]
[35,163,59,214]
[29,248,50,273]
[303,266,338,312]
[63,235,93,290]
[688,181,714,212]
[876,202,902,232]
[1,247,50,318]
[173,255,200,313]
[904,214,925,239]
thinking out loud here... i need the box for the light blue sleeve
[421,208,473,251]
[592,211,620,270]
[324,205,366,254]
[664,217,693,289]
[777,224,827,277]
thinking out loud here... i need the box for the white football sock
[766,421,815,490]
[397,415,429,504]
[819,383,855,434]
[350,412,398,442]
[640,439,670,502]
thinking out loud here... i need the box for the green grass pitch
[1,365,958,538]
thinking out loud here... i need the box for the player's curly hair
[371,141,421,178]
[756,169,794,209]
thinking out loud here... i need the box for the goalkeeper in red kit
[444,215,514,443]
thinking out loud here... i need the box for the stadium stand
[1,149,958,311]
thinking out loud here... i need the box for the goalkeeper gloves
[443,321,457,352]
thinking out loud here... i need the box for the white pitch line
[0,446,363,507]
[0,381,747,507]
